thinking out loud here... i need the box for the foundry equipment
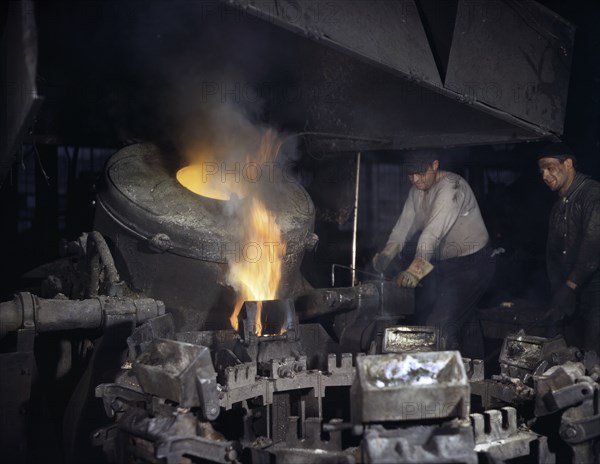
[0,1,588,462]
[2,143,599,464]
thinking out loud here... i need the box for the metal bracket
[552,382,596,410]
[560,413,600,444]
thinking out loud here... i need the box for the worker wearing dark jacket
[538,143,600,353]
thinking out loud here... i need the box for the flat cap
[536,142,576,163]
[402,149,439,174]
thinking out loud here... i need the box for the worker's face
[538,157,573,193]
[408,160,439,190]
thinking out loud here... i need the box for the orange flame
[176,129,286,336]
[228,196,286,335]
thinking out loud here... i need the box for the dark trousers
[564,274,600,353]
[414,246,496,351]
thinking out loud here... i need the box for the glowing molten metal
[176,162,247,201]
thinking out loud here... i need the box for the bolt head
[561,426,577,439]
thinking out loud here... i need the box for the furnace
[93,143,316,331]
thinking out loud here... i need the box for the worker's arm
[372,189,418,273]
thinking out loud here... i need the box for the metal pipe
[351,152,361,286]
[87,231,121,297]
[0,292,165,338]
[295,284,376,320]
[295,282,414,321]
[331,263,385,287]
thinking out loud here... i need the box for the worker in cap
[372,149,495,351]
[537,141,600,353]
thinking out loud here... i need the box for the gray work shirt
[386,171,489,262]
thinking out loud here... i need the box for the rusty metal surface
[97,144,316,262]
[534,361,593,416]
[351,351,470,423]
[446,0,574,134]
[531,357,600,463]
[218,353,357,411]
[499,332,572,377]
[297,282,414,321]
[363,422,477,464]
[126,313,176,360]
[98,408,241,464]
[94,320,600,462]
[133,338,219,418]
[560,413,600,445]
[0,292,165,337]
[471,407,555,463]
[225,0,574,142]
[463,358,485,382]
[335,283,415,353]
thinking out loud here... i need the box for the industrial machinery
[2,0,593,461]
[2,143,599,464]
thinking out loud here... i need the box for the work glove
[372,243,399,274]
[396,256,434,288]
[543,283,577,323]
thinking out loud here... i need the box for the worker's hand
[372,243,399,273]
[545,283,577,321]
[396,269,420,288]
[395,257,434,288]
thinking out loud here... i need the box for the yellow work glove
[396,257,434,288]
[372,243,400,273]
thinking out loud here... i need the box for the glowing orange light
[227,196,286,335]
[176,130,286,336]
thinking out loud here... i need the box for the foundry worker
[537,142,600,352]
[372,149,495,351]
